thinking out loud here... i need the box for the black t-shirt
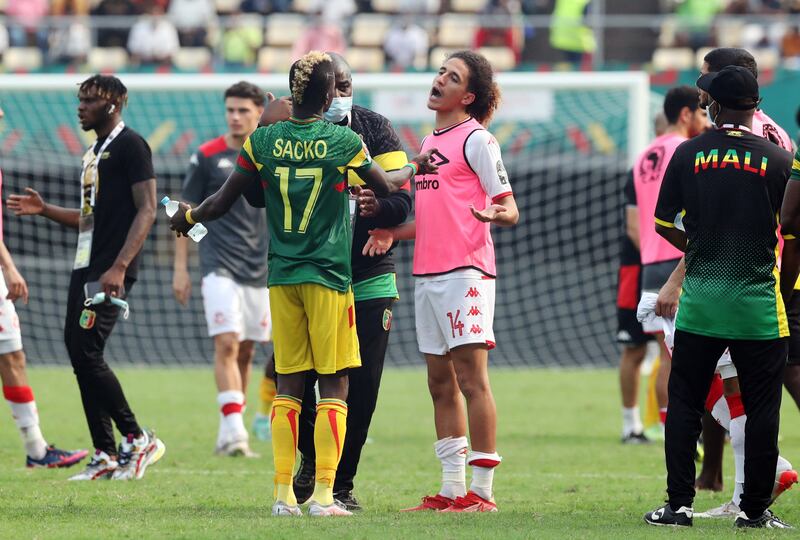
[81,126,154,280]
[654,126,793,339]
[619,171,641,266]
[347,105,411,284]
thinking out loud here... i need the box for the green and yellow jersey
[235,117,372,292]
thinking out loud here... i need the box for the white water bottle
[161,196,208,242]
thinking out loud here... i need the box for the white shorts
[0,272,22,354]
[715,351,737,380]
[414,269,496,355]
[201,272,271,342]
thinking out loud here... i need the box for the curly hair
[289,51,333,109]
[78,74,128,108]
[447,50,501,126]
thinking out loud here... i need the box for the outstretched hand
[411,148,440,176]
[362,229,394,257]
[352,185,380,218]
[7,188,45,216]
[260,92,292,126]
[469,204,508,223]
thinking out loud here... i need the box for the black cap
[696,65,760,111]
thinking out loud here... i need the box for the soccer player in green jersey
[170,51,436,517]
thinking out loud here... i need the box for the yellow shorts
[270,283,361,375]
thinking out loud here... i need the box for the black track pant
[65,270,141,455]
[666,329,786,517]
[298,297,394,493]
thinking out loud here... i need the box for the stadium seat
[429,46,460,68]
[345,47,385,72]
[350,14,392,48]
[658,18,677,47]
[695,47,714,70]
[265,13,305,47]
[86,47,129,72]
[651,47,694,71]
[174,47,212,71]
[214,0,240,13]
[371,0,401,12]
[257,46,293,73]
[752,47,779,70]
[292,0,316,13]
[451,0,488,12]
[715,19,744,48]
[3,47,43,71]
[437,14,477,48]
[477,46,516,72]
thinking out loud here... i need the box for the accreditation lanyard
[73,121,125,270]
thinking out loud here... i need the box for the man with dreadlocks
[169,51,437,516]
[7,74,165,481]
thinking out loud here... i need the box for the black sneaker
[293,456,315,505]
[644,503,693,527]
[735,510,793,529]
[334,490,362,512]
[621,432,651,445]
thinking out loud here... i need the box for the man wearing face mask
[251,52,412,511]
[644,65,796,529]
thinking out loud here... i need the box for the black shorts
[788,291,800,365]
[616,263,651,347]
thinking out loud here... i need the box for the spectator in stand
[48,16,91,66]
[51,0,89,15]
[93,0,138,48]
[0,25,9,58]
[127,2,180,66]
[221,12,262,66]
[782,26,800,65]
[474,0,523,63]
[168,0,217,47]
[6,0,49,50]
[549,0,595,63]
[291,13,347,61]
[384,18,428,71]
[673,0,725,49]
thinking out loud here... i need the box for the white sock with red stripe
[434,436,467,499]
[467,450,502,501]
[4,385,47,459]
[217,390,246,443]
[726,393,746,506]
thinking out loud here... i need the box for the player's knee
[213,333,239,361]
[0,349,25,370]
[428,374,458,403]
[455,373,490,402]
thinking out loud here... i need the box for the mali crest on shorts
[235,119,372,293]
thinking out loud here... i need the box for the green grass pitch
[1,367,799,539]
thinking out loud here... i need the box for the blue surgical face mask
[324,96,352,123]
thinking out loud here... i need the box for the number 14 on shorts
[447,310,464,338]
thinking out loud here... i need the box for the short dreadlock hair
[79,74,129,108]
[289,51,333,111]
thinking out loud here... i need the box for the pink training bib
[634,132,686,265]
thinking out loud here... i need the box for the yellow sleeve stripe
[243,138,263,171]
[347,150,409,186]
[784,234,797,240]
[655,217,676,228]
[374,150,408,172]
[793,158,800,171]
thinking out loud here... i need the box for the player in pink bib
[363,50,518,513]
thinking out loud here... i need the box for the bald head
[326,51,353,98]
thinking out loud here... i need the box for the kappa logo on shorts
[382,308,392,331]
[79,308,96,330]
[465,287,481,298]
[467,306,482,316]
[214,312,226,325]
[469,324,483,335]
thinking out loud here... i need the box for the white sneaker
[68,450,118,481]
[252,413,272,441]
[695,501,740,518]
[308,499,353,517]
[272,501,302,516]
[112,429,166,480]
[215,431,259,458]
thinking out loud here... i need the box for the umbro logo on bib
[218,158,234,169]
